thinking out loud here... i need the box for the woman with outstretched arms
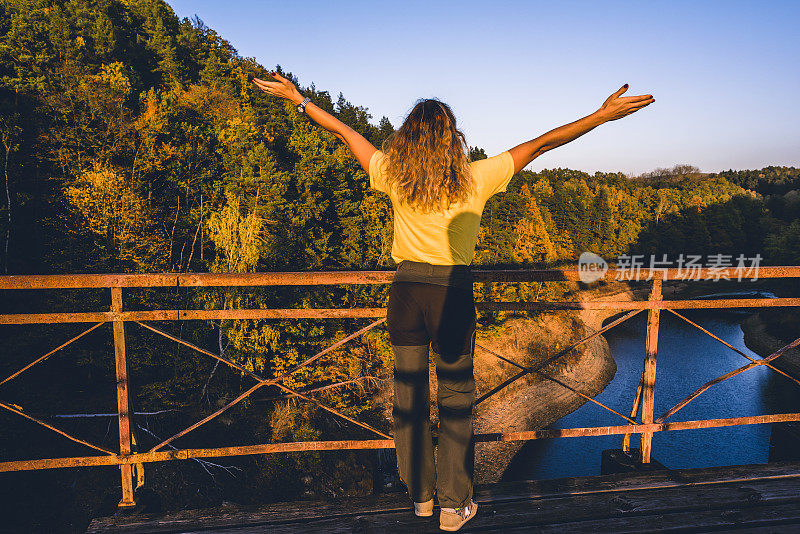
[253,72,653,531]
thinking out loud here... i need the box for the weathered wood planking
[495,502,800,533]
[190,482,800,534]
[87,462,800,533]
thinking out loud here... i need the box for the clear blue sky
[167,0,799,175]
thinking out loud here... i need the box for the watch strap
[297,96,311,113]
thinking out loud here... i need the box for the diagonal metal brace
[476,343,635,424]
[0,322,105,387]
[656,333,800,423]
[0,401,115,455]
[666,308,800,387]
[476,309,644,405]
[143,318,388,452]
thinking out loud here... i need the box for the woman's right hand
[252,72,304,105]
[596,84,655,122]
[251,69,377,173]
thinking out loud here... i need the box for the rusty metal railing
[1,267,800,508]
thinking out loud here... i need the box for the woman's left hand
[596,84,655,122]
[252,72,304,105]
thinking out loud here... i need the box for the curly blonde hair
[381,99,474,212]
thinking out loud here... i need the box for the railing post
[111,287,136,508]
[640,277,662,463]
[622,369,645,453]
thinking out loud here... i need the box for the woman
[253,72,653,531]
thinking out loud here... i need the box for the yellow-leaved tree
[206,191,263,274]
[65,161,165,269]
[200,190,273,399]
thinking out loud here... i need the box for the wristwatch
[297,96,311,113]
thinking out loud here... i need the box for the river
[502,306,800,481]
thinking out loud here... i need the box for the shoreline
[472,282,644,483]
[472,313,616,483]
[741,312,800,377]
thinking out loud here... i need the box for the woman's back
[368,149,514,265]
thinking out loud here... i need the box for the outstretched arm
[508,84,654,174]
[252,72,377,173]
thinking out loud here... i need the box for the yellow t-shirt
[368,150,515,265]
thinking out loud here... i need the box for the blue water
[503,308,800,480]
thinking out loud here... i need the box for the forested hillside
[2,1,800,531]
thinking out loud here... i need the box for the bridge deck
[87,461,800,533]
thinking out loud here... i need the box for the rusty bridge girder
[1,267,799,508]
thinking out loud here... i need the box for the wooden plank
[160,482,800,533]
[8,416,800,473]
[622,370,645,452]
[0,266,796,290]
[475,413,800,444]
[479,297,800,311]
[710,527,800,534]
[86,461,800,527]
[123,308,387,321]
[2,298,799,326]
[507,501,800,533]
[111,287,136,508]
[0,273,178,289]
[475,461,800,503]
[641,278,662,462]
[86,463,800,533]
[0,311,112,324]
[3,298,800,325]
[177,271,394,287]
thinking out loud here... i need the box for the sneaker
[439,500,478,531]
[414,498,434,517]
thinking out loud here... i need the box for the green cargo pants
[387,279,477,510]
